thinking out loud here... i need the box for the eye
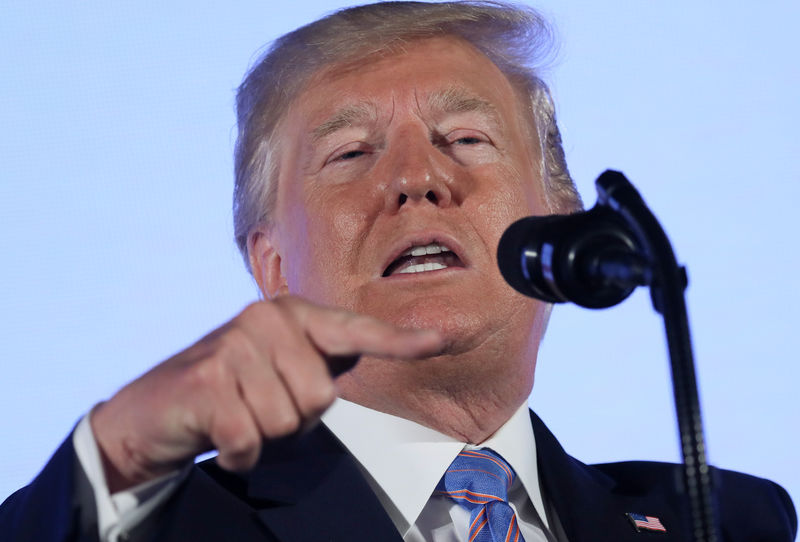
[335,149,365,161]
[444,129,490,147]
[437,129,496,165]
[453,136,483,145]
[325,143,371,165]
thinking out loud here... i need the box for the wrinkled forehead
[282,36,533,136]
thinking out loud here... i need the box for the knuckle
[237,301,281,332]
[243,300,294,337]
[226,431,259,456]
[182,335,252,394]
[266,411,301,437]
[197,322,249,362]
[269,344,307,374]
[297,381,336,416]
[238,301,267,320]
[213,418,259,458]
[219,326,250,356]
[212,327,264,375]
[184,355,229,391]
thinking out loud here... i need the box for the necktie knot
[436,449,516,507]
[436,448,525,542]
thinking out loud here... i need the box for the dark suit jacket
[1,411,796,541]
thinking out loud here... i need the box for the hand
[91,296,442,492]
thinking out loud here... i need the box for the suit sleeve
[0,432,99,542]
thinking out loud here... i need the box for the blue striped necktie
[436,448,526,542]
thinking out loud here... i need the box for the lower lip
[380,266,467,280]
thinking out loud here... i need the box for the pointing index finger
[303,306,444,361]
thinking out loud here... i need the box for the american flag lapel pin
[625,513,667,533]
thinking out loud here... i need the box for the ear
[248,226,289,299]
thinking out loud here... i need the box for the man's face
[255,36,550,397]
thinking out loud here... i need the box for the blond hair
[233,1,582,270]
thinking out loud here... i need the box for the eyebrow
[425,87,503,130]
[311,102,377,142]
[310,87,501,142]
[425,87,499,122]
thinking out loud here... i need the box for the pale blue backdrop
[1,0,798,522]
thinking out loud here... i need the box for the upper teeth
[401,243,451,257]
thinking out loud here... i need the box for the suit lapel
[531,411,688,542]
[247,424,403,542]
[159,408,693,542]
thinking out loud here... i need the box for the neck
[336,348,536,444]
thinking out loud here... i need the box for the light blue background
[2,0,798,521]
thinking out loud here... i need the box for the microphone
[497,170,718,542]
[497,204,651,308]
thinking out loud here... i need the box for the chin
[369,295,499,353]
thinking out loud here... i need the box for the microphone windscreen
[497,215,563,302]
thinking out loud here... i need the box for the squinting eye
[326,143,371,165]
[444,129,490,147]
[335,150,366,161]
[453,136,483,145]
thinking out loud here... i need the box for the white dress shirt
[74,400,559,541]
[322,399,556,542]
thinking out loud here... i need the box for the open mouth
[382,242,466,277]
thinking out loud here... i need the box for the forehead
[286,35,525,126]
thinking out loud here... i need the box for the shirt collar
[469,401,548,529]
[322,398,548,535]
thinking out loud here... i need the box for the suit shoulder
[591,460,797,540]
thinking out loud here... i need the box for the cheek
[473,164,545,233]
[286,188,372,302]
[330,205,370,257]
[307,185,371,260]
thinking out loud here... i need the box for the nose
[381,129,456,212]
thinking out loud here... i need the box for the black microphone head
[497,207,641,308]
[497,215,565,303]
